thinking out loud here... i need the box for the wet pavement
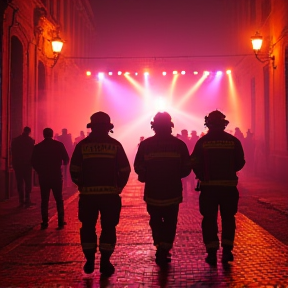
[0,172,287,287]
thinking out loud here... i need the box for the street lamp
[251,32,276,69]
[51,36,64,68]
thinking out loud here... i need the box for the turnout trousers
[147,203,179,251]
[39,176,65,226]
[78,194,122,260]
[199,186,239,252]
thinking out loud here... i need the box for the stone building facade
[0,0,96,200]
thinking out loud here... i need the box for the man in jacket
[134,112,191,266]
[190,110,245,265]
[70,111,131,276]
[32,128,69,230]
[11,127,35,207]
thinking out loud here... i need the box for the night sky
[91,0,236,58]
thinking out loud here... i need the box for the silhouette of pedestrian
[177,129,192,198]
[70,112,131,276]
[57,128,73,187]
[134,112,191,266]
[189,130,200,190]
[74,130,85,146]
[32,128,69,230]
[244,129,255,174]
[11,126,35,207]
[234,127,245,143]
[190,110,245,265]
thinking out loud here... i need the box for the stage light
[135,72,138,76]
[162,71,167,76]
[216,71,223,75]
[86,71,91,76]
[181,71,186,75]
[125,72,130,75]
[193,71,198,75]
[108,72,113,76]
[226,70,231,74]
[98,72,104,79]
[118,71,122,75]
[173,71,178,75]
[204,71,210,76]
[144,72,149,76]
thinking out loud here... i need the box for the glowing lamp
[118,71,122,75]
[173,71,178,75]
[86,71,91,76]
[181,71,186,75]
[108,72,113,75]
[251,32,276,69]
[251,33,263,52]
[226,70,231,74]
[144,72,149,76]
[193,71,198,75]
[98,72,104,79]
[204,71,210,76]
[51,37,64,53]
[162,71,167,76]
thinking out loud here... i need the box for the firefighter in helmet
[70,112,131,276]
[190,110,245,265]
[134,112,191,266]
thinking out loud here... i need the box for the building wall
[235,0,288,179]
[0,0,96,200]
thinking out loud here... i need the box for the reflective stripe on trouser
[199,186,239,252]
[99,242,115,252]
[147,204,179,249]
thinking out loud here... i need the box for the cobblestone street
[0,173,288,287]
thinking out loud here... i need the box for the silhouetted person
[244,129,255,173]
[138,136,145,147]
[57,128,73,187]
[191,110,245,266]
[74,130,85,146]
[32,128,69,230]
[177,129,192,197]
[234,127,245,143]
[11,126,35,207]
[189,130,200,191]
[189,130,199,152]
[134,112,191,266]
[70,112,131,276]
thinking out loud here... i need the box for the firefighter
[134,112,191,266]
[190,110,245,265]
[70,112,131,276]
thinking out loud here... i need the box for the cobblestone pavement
[0,173,288,287]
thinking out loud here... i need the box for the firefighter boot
[155,247,171,266]
[100,251,115,277]
[205,249,217,266]
[222,247,234,264]
[83,254,95,274]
